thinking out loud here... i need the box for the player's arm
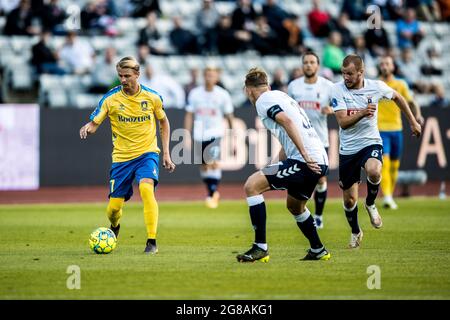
[272,110,321,174]
[183,111,193,149]
[158,116,176,172]
[79,121,100,139]
[408,100,424,126]
[225,113,234,130]
[392,91,421,137]
[334,107,375,130]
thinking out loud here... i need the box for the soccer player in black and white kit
[236,68,330,262]
[288,51,334,229]
[331,54,421,248]
[184,66,234,208]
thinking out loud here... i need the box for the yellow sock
[106,197,124,227]
[140,182,159,239]
[390,159,400,196]
[381,156,392,197]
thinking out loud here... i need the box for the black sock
[314,189,327,216]
[249,202,267,244]
[147,238,156,245]
[296,214,323,249]
[203,178,219,197]
[345,205,360,234]
[366,178,380,206]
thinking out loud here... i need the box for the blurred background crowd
[0,0,449,109]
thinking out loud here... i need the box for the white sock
[255,242,268,251]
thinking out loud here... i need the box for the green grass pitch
[0,198,449,299]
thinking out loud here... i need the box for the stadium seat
[47,89,68,108]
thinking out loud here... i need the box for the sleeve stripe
[267,104,283,120]
[89,86,120,121]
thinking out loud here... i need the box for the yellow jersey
[90,84,166,163]
[377,78,413,131]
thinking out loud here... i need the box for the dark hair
[342,54,364,70]
[302,51,320,65]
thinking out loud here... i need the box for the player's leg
[200,138,222,208]
[389,131,403,208]
[286,195,330,260]
[364,147,383,228]
[313,176,327,229]
[236,171,271,263]
[135,153,160,254]
[107,162,135,238]
[380,132,395,208]
[343,184,364,248]
[107,197,124,237]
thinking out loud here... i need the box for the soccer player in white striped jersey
[331,54,421,249]
[288,51,334,229]
[184,66,234,208]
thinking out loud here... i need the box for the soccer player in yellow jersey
[378,56,423,209]
[79,56,176,254]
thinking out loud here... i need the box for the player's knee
[367,170,381,183]
[108,198,123,213]
[244,178,258,196]
[343,197,357,209]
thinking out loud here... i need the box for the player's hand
[162,154,176,173]
[79,122,98,139]
[306,160,322,175]
[410,122,422,138]
[321,106,333,115]
[415,114,425,126]
[365,104,376,118]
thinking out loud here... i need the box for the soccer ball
[89,227,117,254]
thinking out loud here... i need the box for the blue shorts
[380,131,403,160]
[109,152,159,201]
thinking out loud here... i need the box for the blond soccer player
[79,56,175,254]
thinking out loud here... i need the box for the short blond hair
[116,56,140,72]
[244,67,268,87]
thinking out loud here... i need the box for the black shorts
[194,138,221,165]
[338,144,383,190]
[263,159,329,201]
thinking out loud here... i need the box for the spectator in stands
[196,0,220,54]
[322,31,345,74]
[364,15,392,57]
[429,84,449,108]
[131,0,161,17]
[215,15,251,54]
[340,0,368,20]
[184,68,200,98]
[406,0,441,21]
[372,0,403,21]
[80,0,117,36]
[420,42,443,75]
[89,47,118,93]
[396,8,424,49]
[351,35,378,78]
[270,68,287,92]
[329,12,353,50]
[262,0,300,53]
[251,14,280,55]
[231,0,257,31]
[31,30,66,75]
[3,0,39,36]
[137,11,167,56]
[438,0,450,21]
[0,0,20,16]
[38,0,67,34]
[308,0,331,38]
[169,16,200,54]
[288,67,303,82]
[140,63,185,109]
[59,31,95,75]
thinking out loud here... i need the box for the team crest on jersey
[367,96,373,104]
[141,101,148,111]
[119,104,125,111]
